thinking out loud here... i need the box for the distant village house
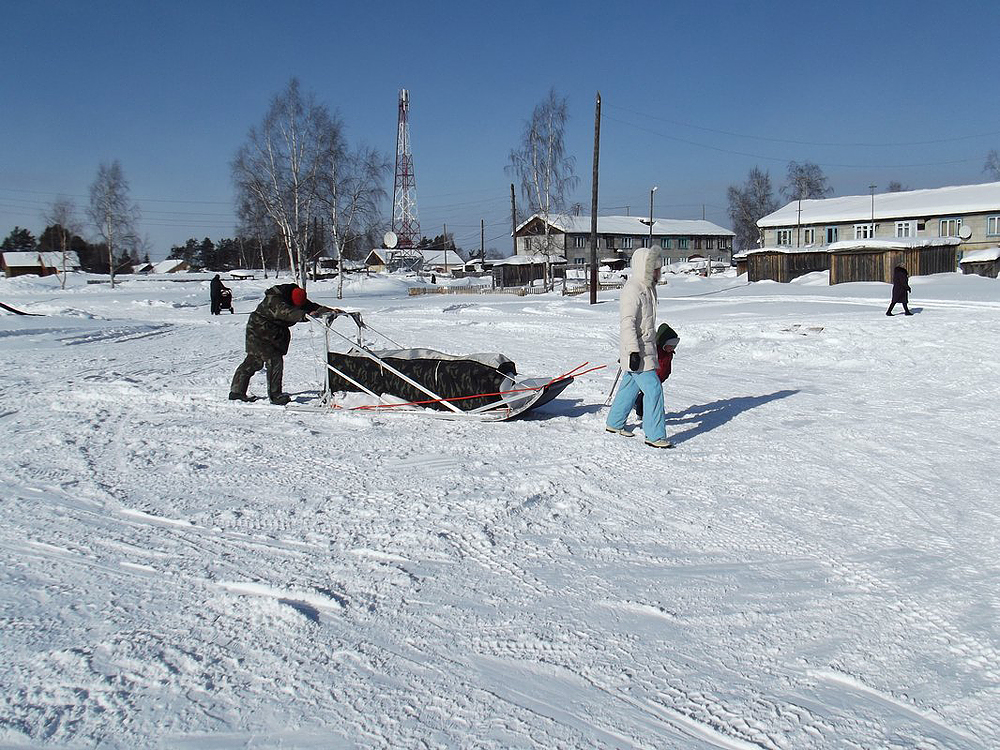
[514,214,735,268]
[1,251,81,278]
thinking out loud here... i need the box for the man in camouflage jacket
[229,284,340,405]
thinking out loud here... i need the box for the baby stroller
[218,287,234,314]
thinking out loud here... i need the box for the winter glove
[628,352,641,371]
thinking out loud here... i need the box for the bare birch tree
[727,166,779,253]
[232,78,346,290]
[323,145,388,299]
[42,196,82,289]
[507,88,579,289]
[781,161,834,201]
[87,161,140,289]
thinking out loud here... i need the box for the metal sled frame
[300,315,581,422]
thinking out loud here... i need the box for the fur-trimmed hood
[629,246,662,287]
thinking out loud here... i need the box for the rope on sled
[347,361,605,412]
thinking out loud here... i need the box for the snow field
[1,271,998,748]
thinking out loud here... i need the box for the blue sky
[3,0,999,259]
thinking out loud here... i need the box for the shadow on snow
[664,390,800,445]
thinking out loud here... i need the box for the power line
[605,114,981,170]
[608,102,1000,148]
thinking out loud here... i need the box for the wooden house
[1,252,45,277]
[492,254,565,288]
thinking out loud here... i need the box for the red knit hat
[290,286,306,307]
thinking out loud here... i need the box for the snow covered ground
[1,269,998,748]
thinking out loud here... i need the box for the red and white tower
[391,89,420,249]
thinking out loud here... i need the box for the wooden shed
[828,239,959,285]
[732,251,748,276]
[491,254,565,288]
[959,248,1000,278]
[2,252,46,277]
[745,248,830,283]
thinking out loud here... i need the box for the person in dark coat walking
[210,274,230,315]
[886,265,913,316]
[229,284,340,405]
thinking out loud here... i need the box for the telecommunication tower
[391,89,420,249]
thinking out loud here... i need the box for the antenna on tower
[392,88,420,251]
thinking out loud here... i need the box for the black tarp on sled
[327,348,517,411]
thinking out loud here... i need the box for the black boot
[229,392,258,402]
[269,393,291,406]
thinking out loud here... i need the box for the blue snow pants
[606,370,666,442]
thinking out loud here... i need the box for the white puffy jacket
[618,246,661,372]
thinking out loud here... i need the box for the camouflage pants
[230,354,284,399]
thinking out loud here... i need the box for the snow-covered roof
[517,213,734,237]
[758,181,1000,228]
[828,237,961,252]
[38,251,81,269]
[959,248,1000,263]
[2,251,42,268]
[494,254,567,266]
[419,248,462,266]
[747,246,832,255]
[151,259,188,273]
[747,237,962,256]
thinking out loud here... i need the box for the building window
[605,237,614,249]
[678,237,689,250]
[895,221,914,238]
[940,218,962,236]
[802,228,816,245]
[574,257,585,264]
[573,235,586,248]
[987,216,1000,236]
[825,226,839,244]
[705,237,715,250]
[663,238,672,249]
[776,229,793,246]
[854,224,876,239]
[622,237,633,249]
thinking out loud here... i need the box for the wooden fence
[408,285,547,297]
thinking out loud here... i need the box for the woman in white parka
[605,246,672,448]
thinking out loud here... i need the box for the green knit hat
[656,322,679,348]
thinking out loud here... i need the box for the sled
[303,314,588,422]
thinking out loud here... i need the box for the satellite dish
[958,225,972,240]
[383,231,398,249]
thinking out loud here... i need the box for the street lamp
[648,186,658,245]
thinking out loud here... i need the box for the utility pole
[590,91,601,305]
[510,183,517,257]
[648,186,658,245]
[443,223,447,274]
[797,198,802,248]
[480,218,485,262]
[869,184,877,234]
